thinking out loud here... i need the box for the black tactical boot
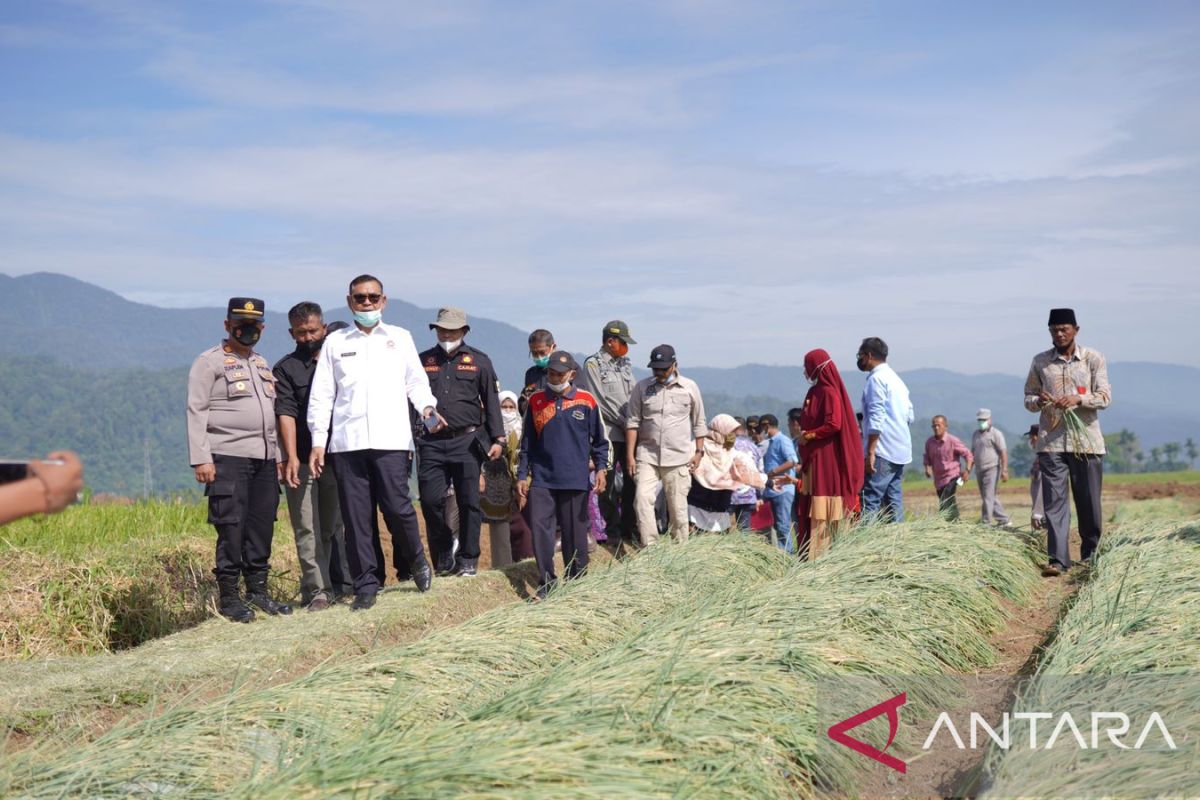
[245,573,293,616]
[217,575,255,623]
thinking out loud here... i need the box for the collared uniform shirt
[924,433,971,490]
[308,323,437,453]
[580,349,635,445]
[1023,344,1110,454]
[862,363,915,465]
[273,347,321,463]
[418,343,504,441]
[518,386,609,491]
[187,342,278,465]
[971,427,1007,471]
[626,375,707,467]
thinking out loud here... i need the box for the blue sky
[2,0,1197,373]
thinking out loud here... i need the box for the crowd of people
[183,276,1112,621]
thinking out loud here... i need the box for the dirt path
[856,523,1085,799]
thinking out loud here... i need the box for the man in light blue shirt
[856,337,914,522]
[760,413,798,552]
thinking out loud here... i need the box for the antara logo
[828,693,1177,773]
[827,693,908,773]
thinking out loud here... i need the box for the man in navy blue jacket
[518,351,609,599]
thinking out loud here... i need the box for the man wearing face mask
[308,276,441,611]
[580,320,638,548]
[626,344,708,546]
[187,297,292,623]
[273,302,348,611]
[971,408,1010,527]
[518,329,555,407]
[517,352,608,599]
[856,337,915,522]
[417,307,505,578]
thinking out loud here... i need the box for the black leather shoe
[435,560,455,577]
[413,563,432,593]
[453,558,478,578]
[350,592,377,611]
[247,593,293,616]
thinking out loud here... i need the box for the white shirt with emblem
[307,322,438,453]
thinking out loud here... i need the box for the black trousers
[418,434,482,566]
[1040,452,1104,569]
[598,443,638,543]
[206,454,279,581]
[528,486,589,591]
[331,449,426,595]
[936,481,961,521]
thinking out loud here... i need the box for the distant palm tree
[1186,438,1198,470]
[1151,446,1164,469]
[1164,442,1182,470]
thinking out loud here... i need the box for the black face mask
[232,325,261,347]
[296,337,324,357]
[856,355,870,372]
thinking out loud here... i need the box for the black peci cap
[1048,308,1077,326]
[228,297,265,320]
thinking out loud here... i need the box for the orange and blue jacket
[518,386,609,491]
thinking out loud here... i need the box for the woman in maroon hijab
[793,348,864,559]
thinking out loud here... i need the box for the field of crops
[1,482,1198,798]
[981,499,1200,798]
[2,518,1044,798]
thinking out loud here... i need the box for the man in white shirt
[308,274,442,610]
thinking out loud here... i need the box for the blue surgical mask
[978,420,990,431]
[532,355,550,368]
[353,309,382,327]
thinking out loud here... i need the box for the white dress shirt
[307,322,438,453]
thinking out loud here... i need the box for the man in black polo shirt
[274,304,354,610]
[418,307,505,577]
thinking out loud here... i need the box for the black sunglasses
[352,293,383,304]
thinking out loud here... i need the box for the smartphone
[0,459,64,485]
[422,414,441,434]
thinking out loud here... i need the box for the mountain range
[2,272,1196,493]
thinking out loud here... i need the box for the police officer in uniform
[187,298,293,623]
[418,307,505,577]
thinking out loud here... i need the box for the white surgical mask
[806,359,832,385]
[548,380,569,394]
[439,338,462,353]
[353,309,382,327]
[502,409,521,427]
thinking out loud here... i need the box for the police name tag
[341,351,357,357]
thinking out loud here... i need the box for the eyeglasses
[352,293,383,304]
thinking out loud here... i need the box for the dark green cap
[602,320,636,344]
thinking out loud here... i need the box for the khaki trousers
[283,463,346,603]
[635,462,690,546]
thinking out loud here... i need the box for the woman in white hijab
[688,414,768,532]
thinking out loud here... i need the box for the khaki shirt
[626,374,707,467]
[580,349,635,444]
[1023,344,1111,455]
[187,343,279,465]
[971,427,1007,470]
